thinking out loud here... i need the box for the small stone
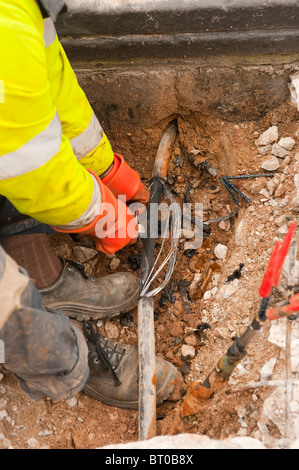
[38,430,52,437]
[180,365,190,375]
[268,199,278,207]
[104,321,119,339]
[278,137,296,151]
[0,399,7,410]
[274,214,286,226]
[271,143,290,159]
[0,433,12,449]
[183,229,195,239]
[214,243,228,260]
[56,242,72,259]
[184,334,198,347]
[223,279,239,299]
[0,373,3,382]
[293,196,299,211]
[295,152,299,161]
[215,327,227,338]
[73,246,98,263]
[277,224,288,237]
[165,350,174,361]
[257,144,272,155]
[236,405,247,418]
[170,322,184,337]
[279,196,289,207]
[273,183,285,198]
[27,438,40,449]
[181,345,195,358]
[109,257,121,270]
[219,219,231,231]
[0,385,6,394]
[236,363,248,376]
[266,178,279,196]
[65,397,78,407]
[118,423,128,434]
[283,155,291,166]
[261,157,280,171]
[235,219,248,247]
[249,179,266,194]
[0,410,8,421]
[260,358,276,380]
[259,188,270,199]
[203,290,211,300]
[256,126,278,146]
[237,428,248,437]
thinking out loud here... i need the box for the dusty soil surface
[0,99,299,449]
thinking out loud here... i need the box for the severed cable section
[139,183,180,298]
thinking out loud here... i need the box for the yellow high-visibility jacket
[0,0,114,228]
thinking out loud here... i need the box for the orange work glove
[54,170,138,254]
[101,153,150,206]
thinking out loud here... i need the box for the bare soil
[0,99,298,449]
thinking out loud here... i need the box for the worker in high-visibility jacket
[0,0,179,408]
[0,0,148,250]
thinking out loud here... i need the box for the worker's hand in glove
[54,170,138,255]
[101,153,150,208]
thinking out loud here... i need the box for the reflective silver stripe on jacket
[43,17,57,47]
[0,112,62,180]
[70,112,104,160]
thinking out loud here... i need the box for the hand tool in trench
[172,221,297,434]
[138,119,180,440]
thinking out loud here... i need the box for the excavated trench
[1,0,299,450]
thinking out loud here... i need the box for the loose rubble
[271,143,290,159]
[261,156,280,171]
[255,126,279,146]
[279,137,296,151]
[1,106,299,450]
[214,243,228,260]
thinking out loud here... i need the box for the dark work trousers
[0,195,55,238]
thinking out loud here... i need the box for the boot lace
[83,320,126,387]
[65,259,89,279]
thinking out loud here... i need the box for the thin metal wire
[219,177,241,205]
[223,177,252,203]
[225,173,275,180]
[139,183,180,298]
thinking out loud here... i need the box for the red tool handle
[259,240,281,298]
[259,221,297,299]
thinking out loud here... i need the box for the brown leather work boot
[40,262,139,322]
[82,320,178,409]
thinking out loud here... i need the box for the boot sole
[45,294,139,322]
[83,385,139,409]
[83,368,177,410]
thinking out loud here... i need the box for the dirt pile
[0,99,299,449]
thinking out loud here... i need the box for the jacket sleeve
[0,0,103,229]
[44,15,115,177]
